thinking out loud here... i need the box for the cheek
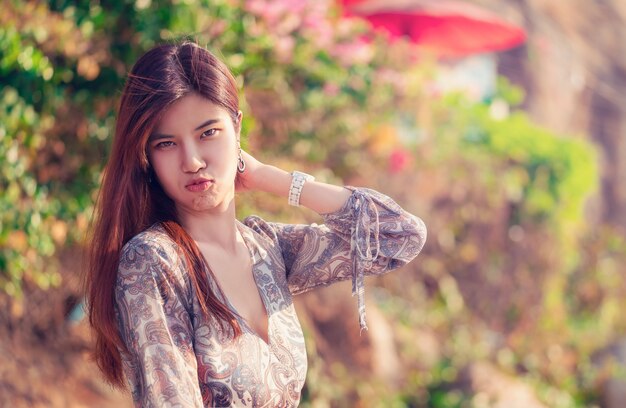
[149,155,176,187]
[150,158,165,178]
[215,140,239,170]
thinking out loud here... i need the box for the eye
[154,141,175,149]
[201,128,218,138]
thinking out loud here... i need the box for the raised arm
[239,153,427,331]
[115,232,203,407]
[237,151,353,214]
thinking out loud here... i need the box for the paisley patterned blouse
[114,186,426,407]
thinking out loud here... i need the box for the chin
[190,194,233,212]
[190,196,219,211]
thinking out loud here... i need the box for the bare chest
[199,244,269,343]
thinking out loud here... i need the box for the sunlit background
[1,0,625,407]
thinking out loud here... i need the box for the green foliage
[467,101,595,227]
[0,1,109,295]
[382,81,606,407]
[0,86,59,295]
[0,0,400,295]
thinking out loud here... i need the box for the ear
[235,110,243,136]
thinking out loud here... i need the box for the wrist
[288,171,315,206]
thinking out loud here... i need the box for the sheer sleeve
[243,186,427,331]
[114,231,203,408]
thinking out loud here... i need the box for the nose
[181,142,206,173]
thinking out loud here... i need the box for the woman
[86,41,426,407]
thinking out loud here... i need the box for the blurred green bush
[0,0,398,295]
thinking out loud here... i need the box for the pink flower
[244,0,266,15]
[330,38,373,66]
[323,82,340,96]
[302,18,334,49]
[275,36,295,63]
[245,0,308,26]
[388,148,412,173]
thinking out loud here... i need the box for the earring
[237,147,246,173]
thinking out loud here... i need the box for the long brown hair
[85,41,242,388]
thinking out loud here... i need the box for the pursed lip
[185,176,214,189]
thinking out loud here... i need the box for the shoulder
[116,224,193,307]
[118,224,183,279]
[241,215,280,244]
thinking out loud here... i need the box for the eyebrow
[149,118,221,141]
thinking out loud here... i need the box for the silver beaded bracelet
[288,171,315,206]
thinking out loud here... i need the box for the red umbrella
[341,0,526,58]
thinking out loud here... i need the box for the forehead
[155,93,230,133]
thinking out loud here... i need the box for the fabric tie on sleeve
[350,190,381,333]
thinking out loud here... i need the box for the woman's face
[148,92,241,216]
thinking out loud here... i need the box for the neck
[176,198,240,253]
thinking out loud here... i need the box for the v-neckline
[227,220,271,346]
